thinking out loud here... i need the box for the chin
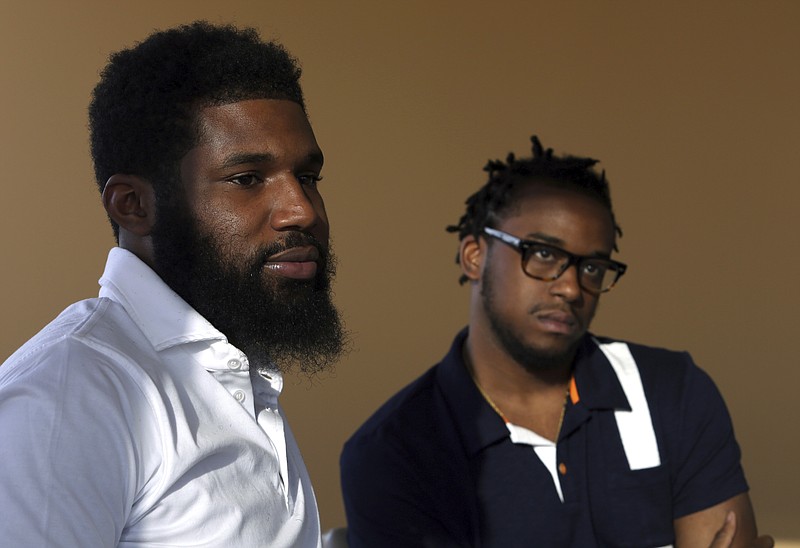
[512,334,583,372]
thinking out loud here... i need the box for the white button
[227,359,242,370]
[233,390,246,403]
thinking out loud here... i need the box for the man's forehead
[186,99,320,164]
[195,99,307,132]
[500,182,617,249]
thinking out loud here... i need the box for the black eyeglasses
[483,227,627,293]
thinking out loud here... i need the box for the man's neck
[464,331,574,441]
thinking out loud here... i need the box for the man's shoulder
[345,329,473,455]
[1,296,157,385]
[3,298,104,369]
[591,334,696,375]
[342,355,473,498]
[346,365,441,445]
[593,334,690,357]
[589,334,725,422]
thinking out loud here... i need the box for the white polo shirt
[0,247,321,547]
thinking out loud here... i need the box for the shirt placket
[251,368,290,508]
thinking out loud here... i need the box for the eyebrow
[525,232,612,259]
[525,232,564,246]
[220,152,274,170]
[219,150,324,171]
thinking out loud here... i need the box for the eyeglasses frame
[482,226,627,293]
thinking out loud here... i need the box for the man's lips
[264,245,320,279]
[534,309,579,335]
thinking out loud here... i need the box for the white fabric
[506,423,565,502]
[0,247,321,547]
[595,340,662,470]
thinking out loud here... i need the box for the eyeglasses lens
[523,246,619,293]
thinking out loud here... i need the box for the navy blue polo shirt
[341,329,748,547]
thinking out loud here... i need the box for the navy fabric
[341,328,748,547]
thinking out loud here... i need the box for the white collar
[98,247,226,351]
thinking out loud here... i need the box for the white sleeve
[0,340,147,547]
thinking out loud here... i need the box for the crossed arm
[675,492,773,548]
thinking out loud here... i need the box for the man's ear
[102,174,156,237]
[459,234,485,282]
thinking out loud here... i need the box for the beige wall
[2,0,798,539]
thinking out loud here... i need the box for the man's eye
[228,174,262,187]
[531,247,556,262]
[583,262,607,277]
[298,174,323,187]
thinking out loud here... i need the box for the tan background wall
[2,0,798,539]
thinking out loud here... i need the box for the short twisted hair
[89,21,305,240]
[447,135,622,284]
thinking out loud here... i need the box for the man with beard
[0,22,347,547]
[341,137,768,547]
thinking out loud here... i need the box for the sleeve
[668,355,749,518]
[0,340,145,547]
[340,426,474,548]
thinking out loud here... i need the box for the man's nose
[549,262,582,302]
[269,176,323,232]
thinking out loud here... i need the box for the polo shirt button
[233,390,246,403]
[227,359,242,370]
[558,463,567,475]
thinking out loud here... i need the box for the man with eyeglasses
[341,136,769,547]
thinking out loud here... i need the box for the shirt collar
[98,247,226,351]
[572,336,631,412]
[437,329,631,456]
[437,328,511,456]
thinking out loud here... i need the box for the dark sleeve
[340,391,476,548]
[667,355,749,518]
[340,436,463,547]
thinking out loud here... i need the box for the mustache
[255,231,328,265]
[528,304,580,325]
[529,304,572,315]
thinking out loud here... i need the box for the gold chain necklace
[469,369,570,439]
[470,375,510,423]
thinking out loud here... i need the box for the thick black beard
[150,193,348,376]
[480,260,579,374]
